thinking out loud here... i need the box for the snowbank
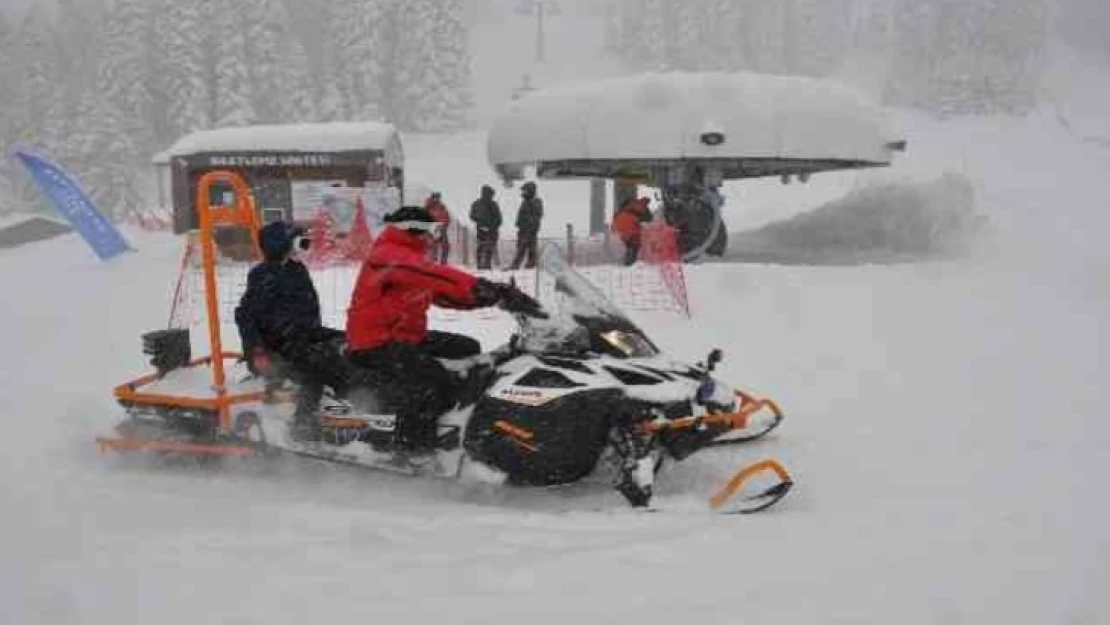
[0,212,65,230]
[488,71,902,174]
[725,173,986,264]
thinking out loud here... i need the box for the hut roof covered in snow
[158,121,402,160]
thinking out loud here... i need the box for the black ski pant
[272,328,351,421]
[475,228,498,270]
[509,232,538,269]
[621,235,641,266]
[347,331,481,450]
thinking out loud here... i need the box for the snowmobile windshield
[518,245,660,359]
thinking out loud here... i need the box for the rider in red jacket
[346,206,542,453]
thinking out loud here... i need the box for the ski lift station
[487,71,906,214]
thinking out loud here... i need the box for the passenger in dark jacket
[509,181,543,269]
[235,220,349,441]
[469,185,502,270]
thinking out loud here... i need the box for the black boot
[611,424,656,508]
[289,397,322,443]
[290,412,322,442]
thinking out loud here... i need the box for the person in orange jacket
[611,196,653,266]
[424,192,451,264]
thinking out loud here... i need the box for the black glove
[498,283,547,319]
[472,279,547,318]
[472,278,503,307]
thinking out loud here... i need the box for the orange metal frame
[642,390,783,435]
[98,171,267,456]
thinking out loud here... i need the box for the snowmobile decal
[492,420,537,452]
[497,388,560,406]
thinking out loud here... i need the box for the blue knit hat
[259,221,306,261]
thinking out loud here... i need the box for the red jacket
[346,227,482,352]
[425,199,450,225]
[612,198,651,241]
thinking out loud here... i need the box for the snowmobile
[95,170,792,514]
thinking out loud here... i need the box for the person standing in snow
[425,191,451,264]
[611,196,653,266]
[469,185,502,270]
[509,181,543,270]
[235,220,350,441]
[345,206,544,454]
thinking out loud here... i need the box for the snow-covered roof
[162,121,401,158]
[487,72,903,181]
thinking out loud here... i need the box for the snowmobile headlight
[600,330,656,358]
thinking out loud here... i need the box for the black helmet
[480,184,495,197]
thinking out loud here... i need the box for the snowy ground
[2,109,1109,624]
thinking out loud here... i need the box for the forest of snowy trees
[0,0,472,218]
[0,0,1105,220]
[605,0,1051,116]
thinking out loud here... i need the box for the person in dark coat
[509,181,543,269]
[346,206,543,453]
[469,185,502,270]
[235,220,350,441]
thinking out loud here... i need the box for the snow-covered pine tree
[657,0,696,71]
[297,0,346,122]
[96,0,154,153]
[609,0,667,71]
[601,0,622,54]
[328,0,386,121]
[70,89,143,220]
[790,0,852,77]
[212,4,256,127]
[239,0,313,123]
[3,3,65,214]
[0,10,15,155]
[152,0,212,141]
[698,0,749,72]
[888,0,1046,115]
[375,0,443,130]
[6,4,62,148]
[0,11,13,217]
[887,0,941,109]
[977,0,1047,113]
[426,0,473,130]
[280,38,318,122]
[52,0,107,160]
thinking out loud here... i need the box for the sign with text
[205,153,336,168]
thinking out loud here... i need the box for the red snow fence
[168,212,691,334]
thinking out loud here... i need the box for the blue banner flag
[14,149,131,261]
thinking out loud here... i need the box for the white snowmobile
[100,243,792,514]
